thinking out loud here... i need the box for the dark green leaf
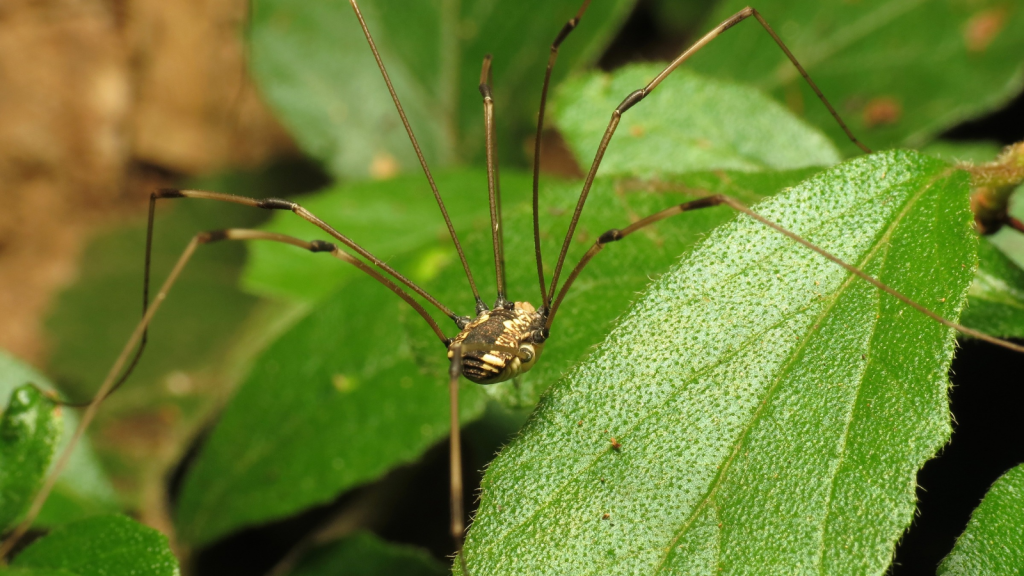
[250,0,635,179]
[10,514,178,576]
[45,198,262,404]
[0,351,116,528]
[962,238,1024,339]
[552,65,841,177]
[461,151,975,574]
[290,531,445,576]
[174,270,488,546]
[690,0,1024,157]
[0,385,62,531]
[939,463,1024,576]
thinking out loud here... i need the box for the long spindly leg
[347,0,486,313]
[152,189,469,327]
[545,6,871,308]
[0,228,451,559]
[532,0,593,311]
[447,342,469,574]
[445,341,518,575]
[479,55,508,307]
[544,193,1024,355]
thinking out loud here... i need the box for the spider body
[447,301,547,384]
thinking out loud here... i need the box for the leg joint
[598,228,623,244]
[155,188,184,199]
[616,89,646,114]
[257,198,295,210]
[309,239,337,253]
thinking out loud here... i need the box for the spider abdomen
[448,303,545,384]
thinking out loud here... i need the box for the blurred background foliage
[1,0,1023,573]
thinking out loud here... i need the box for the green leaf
[938,464,1024,576]
[290,531,445,576]
[0,351,116,527]
[10,514,179,576]
[174,269,488,546]
[922,140,1002,165]
[190,162,819,543]
[45,198,262,404]
[0,385,62,531]
[552,65,841,177]
[689,0,1024,157]
[461,151,975,574]
[0,568,78,576]
[962,238,1024,339]
[250,0,635,179]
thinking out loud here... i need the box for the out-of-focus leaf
[9,514,179,576]
[0,351,115,527]
[962,238,1024,339]
[461,151,974,574]
[45,199,262,404]
[552,65,841,177]
[689,0,1024,156]
[922,141,1002,165]
[174,267,488,545]
[0,385,62,531]
[938,463,1024,576]
[250,0,635,179]
[42,164,317,509]
[290,531,445,576]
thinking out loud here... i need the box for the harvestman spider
[4,0,1024,569]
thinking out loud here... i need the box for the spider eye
[519,346,534,363]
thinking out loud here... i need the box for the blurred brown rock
[0,0,295,362]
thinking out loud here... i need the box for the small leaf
[0,385,62,531]
[290,531,445,576]
[962,238,1024,339]
[938,463,1024,576]
[10,514,179,576]
[461,151,975,574]
[690,0,1024,156]
[0,351,116,527]
[552,65,841,177]
[250,0,635,179]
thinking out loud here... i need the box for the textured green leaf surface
[290,531,446,576]
[552,65,841,177]
[0,351,115,527]
[10,514,179,576]
[962,238,1024,339]
[689,0,1024,156]
[460,151,974,574]
[250,0,634,178]
[939,464,1024,576]
[0,385,61,531]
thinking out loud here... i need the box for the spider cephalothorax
[447,301,547,384]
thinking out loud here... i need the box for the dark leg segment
[479,55,507,308]
[532,0,592,310]
[545,6,872,308]
[544,194,1024,356]
[347,0,485,312]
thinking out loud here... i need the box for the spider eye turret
[518,346,534,363]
